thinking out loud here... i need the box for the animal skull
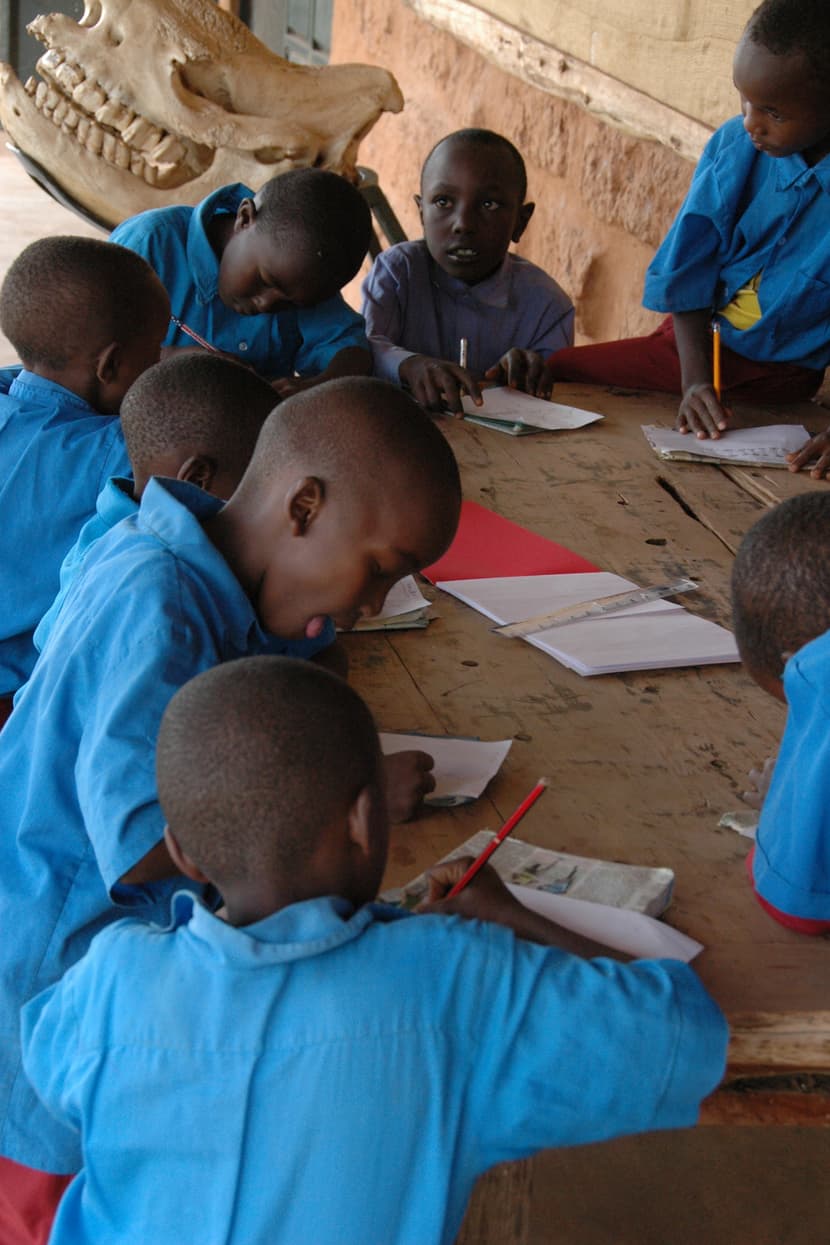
[0,0,403,228]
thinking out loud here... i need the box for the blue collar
[136,477,268,652]
[171,891,410,963]
[774,148,830,194]
[186,183,254,305]
[8,369,102,415]
[429,252,513,309]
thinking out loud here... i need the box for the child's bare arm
[484,349,554,399]
[787,428,830,479]
[398,355,482,416]
[272,347,372,398]
[418,859,627,959]
[673,310,731,439]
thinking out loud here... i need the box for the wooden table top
[345,384,830,1098]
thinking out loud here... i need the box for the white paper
[370,576,430,620]
[438,573,738,675]
[507,884,703,961]
[528,611,739,675]
[462,386,604,431]
[643,423,810,466]
[438,572,683,626]
[379,732,512,805]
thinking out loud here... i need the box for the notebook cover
[423,500,598,584]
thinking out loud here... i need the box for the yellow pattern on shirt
[720,272,762,331]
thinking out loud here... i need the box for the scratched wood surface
[345,385,830,1069]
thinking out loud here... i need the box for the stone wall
[333,0,698,343]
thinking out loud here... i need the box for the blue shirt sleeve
[294,295,369,375]
[643,128,735,313]
[459,924,727,1163]
[753,640,830,921]
[20,971,83,1137]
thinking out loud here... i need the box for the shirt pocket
[769,270,830,345]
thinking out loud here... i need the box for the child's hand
[787,427,830,478]
[742,753,777,810]
[271,375,319,398]
[398,355,482,416]
[675,384,731,439]
[484,349,553,399]
[416,857,520,925]
[382,750,436,822]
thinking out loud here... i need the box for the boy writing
[34,353,283,651]
[21,656,728,1245]
[547,0,830,459]
[0,379,454,1235]
[362,129,574,413]
[0,236,169,703]
[111,169,373,394]
[731,491,830,934]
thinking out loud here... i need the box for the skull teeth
[28,47,193,188]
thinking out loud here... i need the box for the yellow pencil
[712,320,722,401]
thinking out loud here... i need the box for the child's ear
[286,475,325,535]
[164,826,209,883]
[512,202,535,244]
[414,193,424,227]
[177,453,217,492]
[346,784,382,858]
[94,341,121,384]
[233,197,257,233]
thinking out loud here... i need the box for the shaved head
[732,492,830,680]
[236,376,462,546]
[121,354,277,479]
[157,657,381,888]
[0,236,168,370]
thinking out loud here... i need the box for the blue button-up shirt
[22,892,727,1243]
[111,183,368,378]
[363,239,574,381]
[644,115,830,370]
[0,371,129,693]
[753,629,830,920]
[0,478,284,1171]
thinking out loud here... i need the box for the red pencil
[447,777,549,898]
[170,315,220,354]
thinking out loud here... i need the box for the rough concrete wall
[334,0,697,343]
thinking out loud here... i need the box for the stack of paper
[642,423,810,468]
[438,571,740,676]
[461,386,604,436]
[348,576,431,632]
[379,733,512,806]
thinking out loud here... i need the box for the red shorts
[547,315,823,403]
[745,848,830,936]
[0,1157,71,1245]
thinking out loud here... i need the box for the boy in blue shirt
[0,379,453,1234]
[34,353,280,651]
[111,169,373,395]
[547,0,830,451]
[731,492,830,935]
[363,129,574,413]
[0,236,169,705]
[20,655,727,1245]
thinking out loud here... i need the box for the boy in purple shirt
[363,129,574,413]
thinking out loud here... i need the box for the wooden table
[345,384,830,1243]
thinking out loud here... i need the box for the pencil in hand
[447,777,549,898]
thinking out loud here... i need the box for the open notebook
[642,423,810,468]
[439,571,740,675]
[462,386,604,436]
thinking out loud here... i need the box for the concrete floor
[2,140,829,1245]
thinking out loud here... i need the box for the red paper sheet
[422,501,598,583]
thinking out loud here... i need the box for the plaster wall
[333,0,707,343]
